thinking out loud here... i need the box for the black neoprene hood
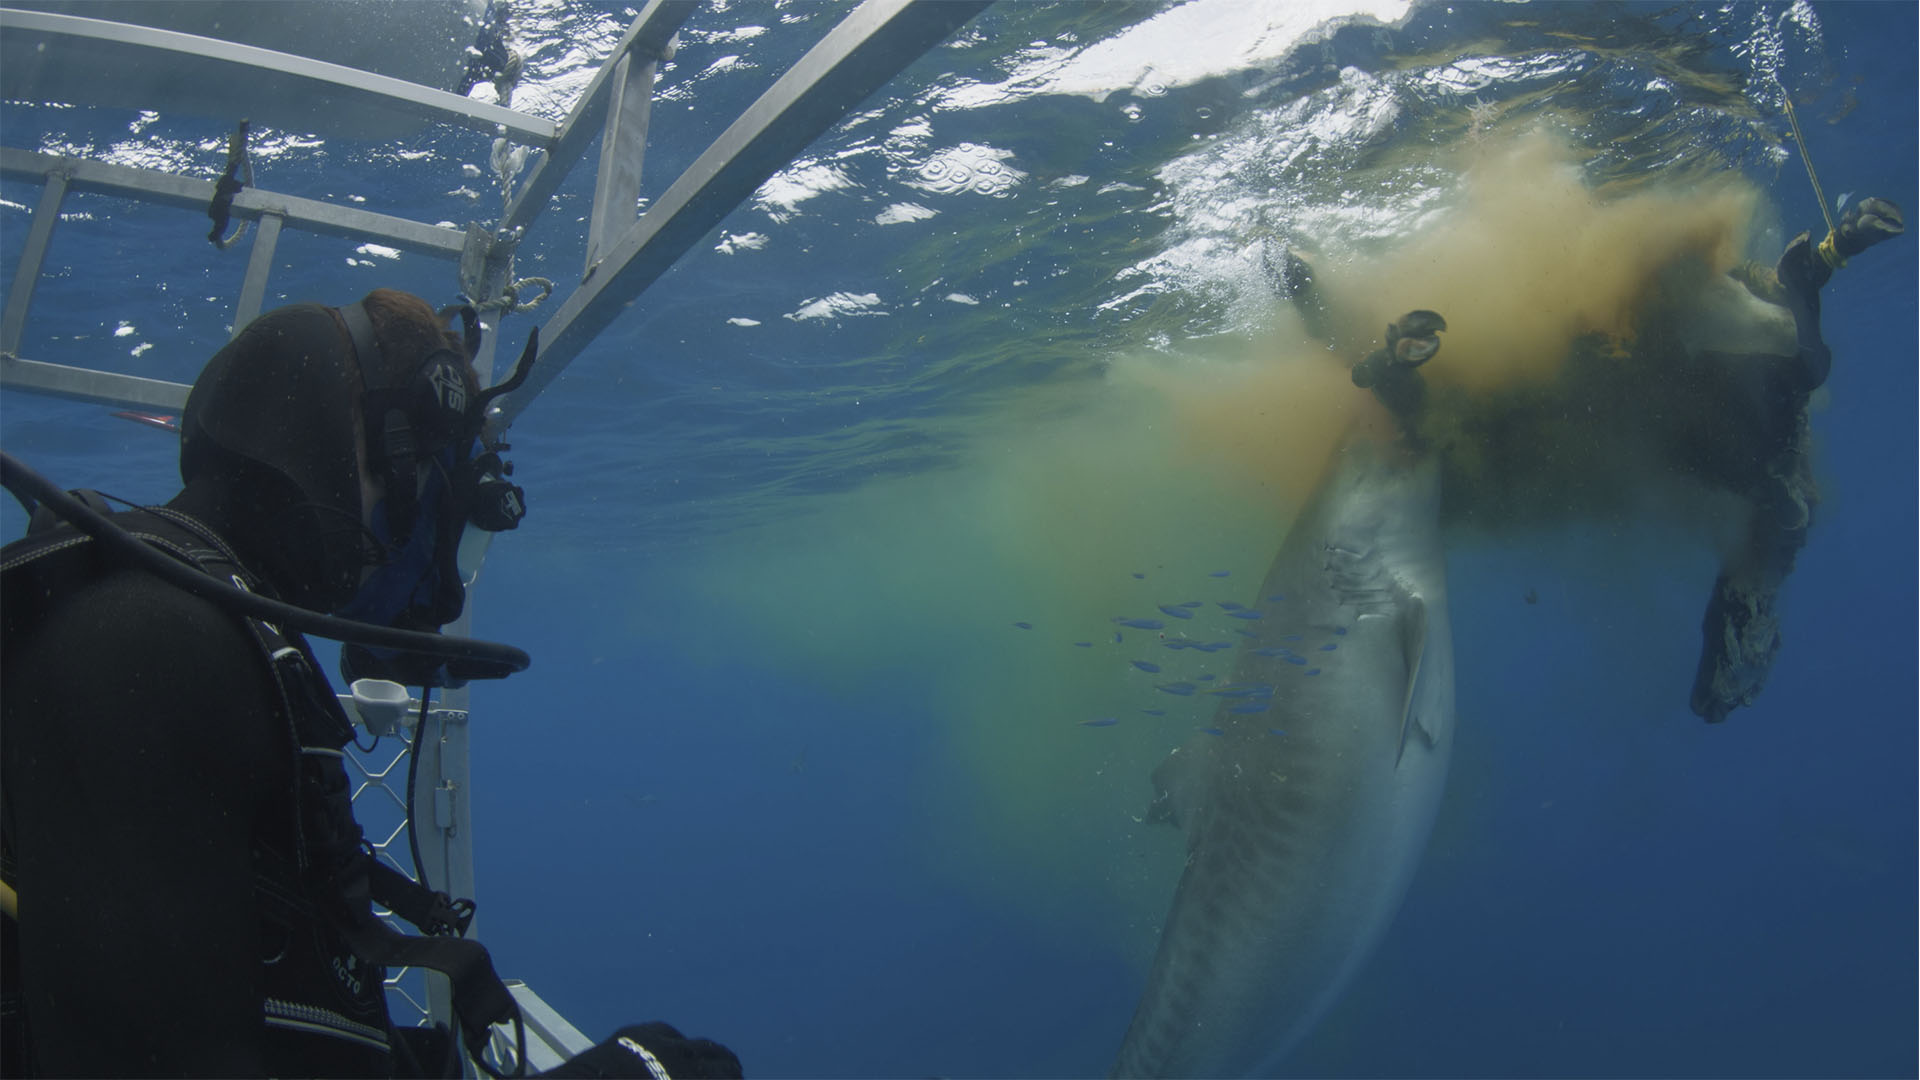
[180,303,367,605]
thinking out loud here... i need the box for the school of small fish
[1008,568,1350,735]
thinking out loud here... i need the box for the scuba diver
[1,290,740,1078]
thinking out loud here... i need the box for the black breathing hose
[0,450,530,679]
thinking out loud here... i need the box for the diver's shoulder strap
[4,496,518,1059]
[2,489,118,573]
[27,488,111,537]
[5,496,248,589]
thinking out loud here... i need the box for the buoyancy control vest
[0,499,521,1078]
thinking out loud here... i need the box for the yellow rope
[1776,77,1846,269]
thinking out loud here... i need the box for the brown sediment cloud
[1315,131,1760,392]
[1141,130,1770,530]
[654,128,1784,941]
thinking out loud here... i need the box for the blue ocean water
[1,2,1914,1078]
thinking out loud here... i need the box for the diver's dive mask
[335,301,536,687]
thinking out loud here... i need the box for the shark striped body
[1113,431,1454,1077]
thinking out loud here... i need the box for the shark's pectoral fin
[1394,594,1444,766]
[1146,746,1207,834]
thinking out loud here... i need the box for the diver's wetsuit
[1,298,462,1076]
[1,504,402,1077]
[3,291,745,1080]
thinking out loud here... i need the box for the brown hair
[359,287,477,392]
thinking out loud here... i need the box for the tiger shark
[1111,423,1455,1078]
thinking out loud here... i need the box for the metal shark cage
[0,0,989,1070]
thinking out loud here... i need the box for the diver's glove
[541,1022,743,1079]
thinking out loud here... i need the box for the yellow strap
[0,878,16,920]
[1816,230,1847,270]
